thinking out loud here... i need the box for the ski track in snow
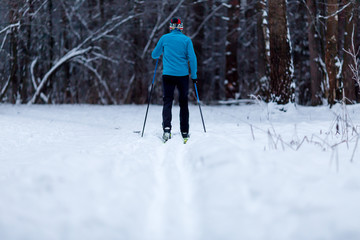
[145,135,199,240]
[1,104,360,240]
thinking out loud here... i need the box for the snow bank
[0,103,359,240]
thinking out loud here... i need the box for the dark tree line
[0,0,359,105]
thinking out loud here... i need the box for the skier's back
[152,18,197,143]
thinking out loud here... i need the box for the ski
[161,137,188,144]
[156,132,189,144]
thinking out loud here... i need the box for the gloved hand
[192,78,198,84]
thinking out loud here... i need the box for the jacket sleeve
[151,37,163,59]
[187,38,197,79]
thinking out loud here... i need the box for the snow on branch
[318,2,352,20]
[190,3,227,39]
[30,58,39,89]
[31,0,49,18]
[343,25,360,91]
[0,22,20,51]
[80,14,138,48]
[74,57,117,105]
[28,13,136,104]
[0,31,9,51]
[0,77,11,101]
[0,22,20,35]
[142,0,186,59]
[142,14,162,59]
[28,47,92,104]
[156,0,186,31]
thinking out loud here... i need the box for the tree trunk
[325,0,339,106]
[268,0,293,104]
[99,0,108,104]
[9,0,19,103]
[192,1,205,101]
[204,0,227,101]
[87,0,99,104]
[256,0,270,98]
[22,0,34,103]
[342,0,358,103]
[124,0,146,104]
[225,0,240,99]
[37,0,55,104]
[290,1,309,105]
[17,0,31,103]
[61,1,72,103]
[213,0,226,100]
[202,0,216,102]
[307,0,322,105]
[48,0,54,99]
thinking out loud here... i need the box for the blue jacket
[152,30,197,79]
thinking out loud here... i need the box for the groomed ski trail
[145,136,200,240]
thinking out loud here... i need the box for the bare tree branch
[30,57,38,89]
[141,11,162,59]
[0,77,11,102]
[319,2,352,20]
[75,57,117,105]
[26,11,137,104]
[190,3,227,39]
[343,25,360,91]
[156,0,186,31]
[0,22,20,35]
[0,23,20,52]
[28,47,92,104]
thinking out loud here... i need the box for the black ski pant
[162,75,189,133]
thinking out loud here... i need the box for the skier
[152,17,198,143]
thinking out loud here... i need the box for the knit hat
[169,17,183,31]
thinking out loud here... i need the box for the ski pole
[141,59,159,137]
[194,82,206,133]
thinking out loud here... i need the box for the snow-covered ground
[1,103,360,240]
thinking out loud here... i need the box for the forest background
[0,0,359,106]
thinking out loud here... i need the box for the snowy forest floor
[1,103,360,240]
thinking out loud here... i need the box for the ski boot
[182,132,189,144]
[162,127,171,143]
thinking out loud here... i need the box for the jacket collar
[170,29,182,34]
